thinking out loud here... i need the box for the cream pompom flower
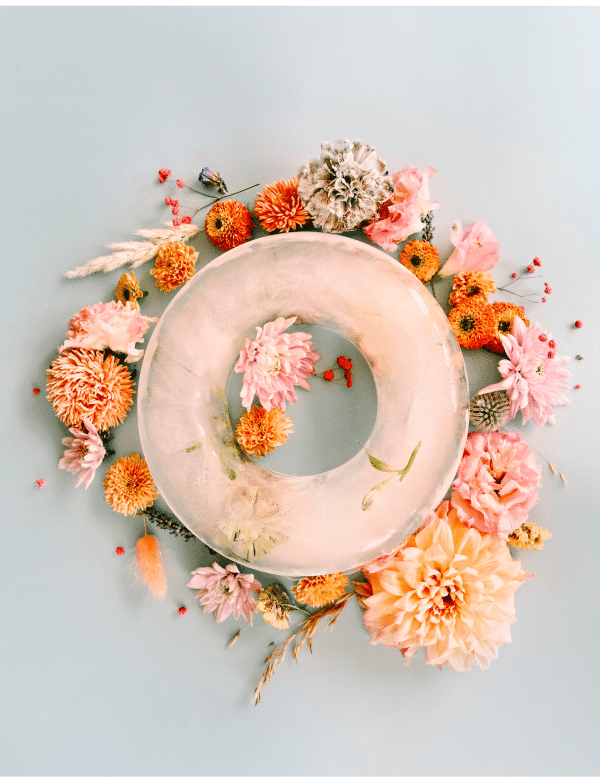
[362,503,531,671]
[235,316,320,412]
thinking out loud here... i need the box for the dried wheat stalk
[253,591,355,705]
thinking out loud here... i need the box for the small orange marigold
[292,573,349,608]
[485,302,530,354]
[103,452,158,516]
[449,299,496,350]
[151,241,198,293]
[236,405,293,458]
[205,200,254,251]
[449,270,496,307]
[398,240,440,282]
[254,178,310,233]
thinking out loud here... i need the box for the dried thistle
[509,521,552,551]
[253,592,354,705]
[199,167,228,194]
[65,223,201,278]
[470,391,511,433]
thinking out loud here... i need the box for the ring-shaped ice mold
[138,233,469,577]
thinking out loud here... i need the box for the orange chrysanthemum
[114,271,143,309]
[150,241,198,293]
[485,302,530,354]
[398,240,440,282]
[236,405,293,458]
[254,178,310,233]
[449,270,496,306]
[292,573,349,608]
[205,200,254,251]
[103,452,158,516]
[448,299,495,350]
[46,349,135,430]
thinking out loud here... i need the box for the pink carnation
[439,219,500,277]
[58,418,106,489]
[479,317,570,427]
[235,316,321,411]
[451,431,542,539]
[186,562,261,624]
[363,165,438,251]
[59,301,158,363]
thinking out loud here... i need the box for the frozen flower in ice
[479,317,570,426]
[256,583,293,630]
[449,299,495,350]
[236,405,294,458]
[254,178,310,233]
[298,138,392,233]
[59,418,106,489]
[114,271,143,310]
[364,165,438,250]
[509,521,552,551]
[485,302,530,355]
[451,431,542,539]
[47,349,135,430]
[292,573,348,607]
[449,270,496,307]
[439,219,500,277]
[187,562,261,624]
[469,391,511,433]
[59,301,157,363]
[398,239,440,282]
[205,200,254,250]
[235,316,321,412]
[103,452,158,516]
[151,241,198,293]
[362,503,530,670]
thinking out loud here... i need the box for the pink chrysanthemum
[59,418,106,489]
[362,503,530,671]
[234,316,321,411]
[364,165,438,251]
[59,301,157,363]
[186,562,262,624]
[439,219,500,277]
[451,431,542,539]
[478,317,571,427]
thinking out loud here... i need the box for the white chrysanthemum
[297,138,392,233]
[363,504,530,671]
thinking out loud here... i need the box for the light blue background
[2,7,599,776]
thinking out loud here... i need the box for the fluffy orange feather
[135,533,167,599]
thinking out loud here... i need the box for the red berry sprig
[316,356,354,387]
[498,257,553,303]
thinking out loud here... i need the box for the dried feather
[135,533,167,599]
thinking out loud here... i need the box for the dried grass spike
[135,533,167,599]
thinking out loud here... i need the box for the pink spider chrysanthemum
[479,317,570,427]
[234,316,321,411]
[58,418,106,489]
[186,562,262,624]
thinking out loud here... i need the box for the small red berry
[176,179,185,188]
[165,196,172,206]
[172,206,179,215]
[548,339,556,349]
[511,273,518,279]
[533,257,542,267]
[574,320,583,328]
[178,606,188,616]
[33,387,40,395]
[544,285,553,294]
[115,547,125,556]
[337,356,346,367]
[35,478,46,488]
[346,380,353,388]
[526,264,535,274]
[158,167,171,183]
[172,217,182,226]
[539,333,548,342]
[182,215,191,224]
[323,370,334,381]
[547,351,554,359]
[542,297,547,303]
[575,384,582,390]
[171,199,179,207]
[344,371,352,381]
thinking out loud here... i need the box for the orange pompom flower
[46,349,135,430]
[103,452,158,516]
[151,241,198,293]
[292,573,349,608]
[236,405,293,458]
[449,299,495,350]
[485,302,530,354]
[398,240,440,282]
[254,178,310,233]
[205,200,254,251]
[449,270,496,306]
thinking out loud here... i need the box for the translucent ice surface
[138,233,469,576]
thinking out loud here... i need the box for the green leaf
[398,441,421,481]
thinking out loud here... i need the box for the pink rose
[439,219,500,277]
